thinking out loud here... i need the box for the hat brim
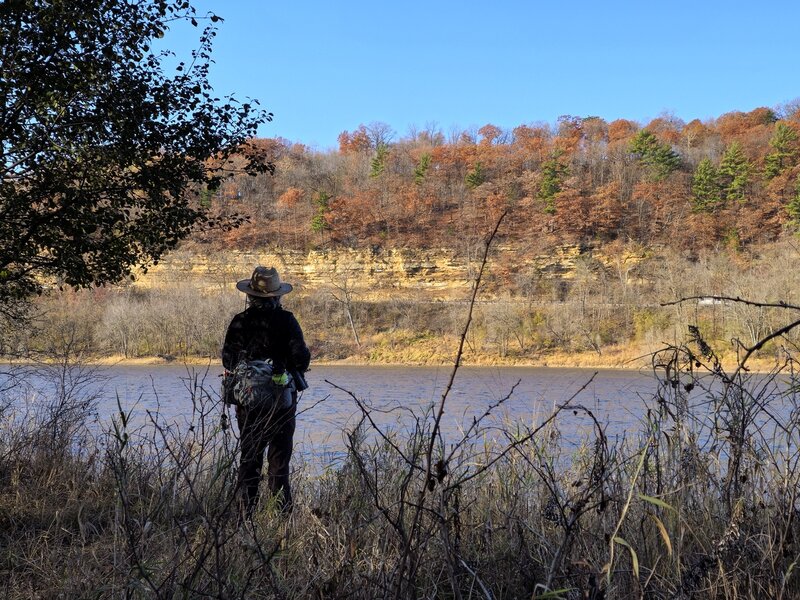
[236,279,293,297]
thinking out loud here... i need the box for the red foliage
[277,187,304,210]
[478,124,503,146]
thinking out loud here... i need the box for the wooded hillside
[200,104,800,254]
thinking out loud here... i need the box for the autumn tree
[512,124,551,170]
[478,124,503,146]
[682,119,710,153]
[212,103,798,252]
[716,108,777,139]
[338,125,371,153]
[554,115,583,155]
[644,114,684,146]
[0,0,269,316]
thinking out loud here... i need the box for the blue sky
[169,1,800,150]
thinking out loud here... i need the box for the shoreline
[2,348,782,373]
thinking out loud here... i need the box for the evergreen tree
[537,152,568,214]
[414,153,431,185]
[764,122,799,179]
[311,191,331,233]
[370,145,389,178]
[718,142,751,201]
[629,130,681,180]
[786,176,800,230]
[691,158,722,212]
[465,161,485,189]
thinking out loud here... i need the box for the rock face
[137,243,611,299]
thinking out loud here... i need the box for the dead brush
[4,221,800,597]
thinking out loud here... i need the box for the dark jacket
[222,304,311,374]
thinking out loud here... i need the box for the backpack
[223,360,293,410]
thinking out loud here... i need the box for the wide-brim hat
[236,266,293,297]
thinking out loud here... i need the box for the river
[2,363,663,458]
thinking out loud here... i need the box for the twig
[445,379,521,465]
[326,380,424,474]
[427,210,508,475]
[447,375,598,492]
[395,209,507,599]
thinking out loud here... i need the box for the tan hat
[236,266,293,297]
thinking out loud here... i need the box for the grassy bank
[2,333,800,598]
[7,340,784,376]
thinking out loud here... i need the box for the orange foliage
[277,187,304,209]
[645,116,683,145]
[552,182,622,240]
[478,124,503,146]
[554,116,582,155]
[673,212,730,252]
[607,119,638,145]
[246,137,291,162]
[765,164,800,206]
[682,119,711,151]
[338,126,371,153]
[715,108,776,139]
[581,117,608,145]
[512,124,551,166]
[735,198,783,245]
[430,143,476,172]
[630,178,692,241]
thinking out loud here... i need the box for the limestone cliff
[137,243,644,299]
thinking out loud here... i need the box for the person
[222,266,311,517]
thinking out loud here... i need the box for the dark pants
[235,395,296,517]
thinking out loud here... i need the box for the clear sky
[168,1,800,150]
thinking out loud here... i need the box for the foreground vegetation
[2,307,800,598]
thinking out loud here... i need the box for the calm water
[2,363,659,459]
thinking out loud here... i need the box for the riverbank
[3,341,783,373]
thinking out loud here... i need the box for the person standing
[222,266,310,517]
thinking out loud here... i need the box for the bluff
[135,243,637,299]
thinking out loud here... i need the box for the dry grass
[2,335,800,599]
